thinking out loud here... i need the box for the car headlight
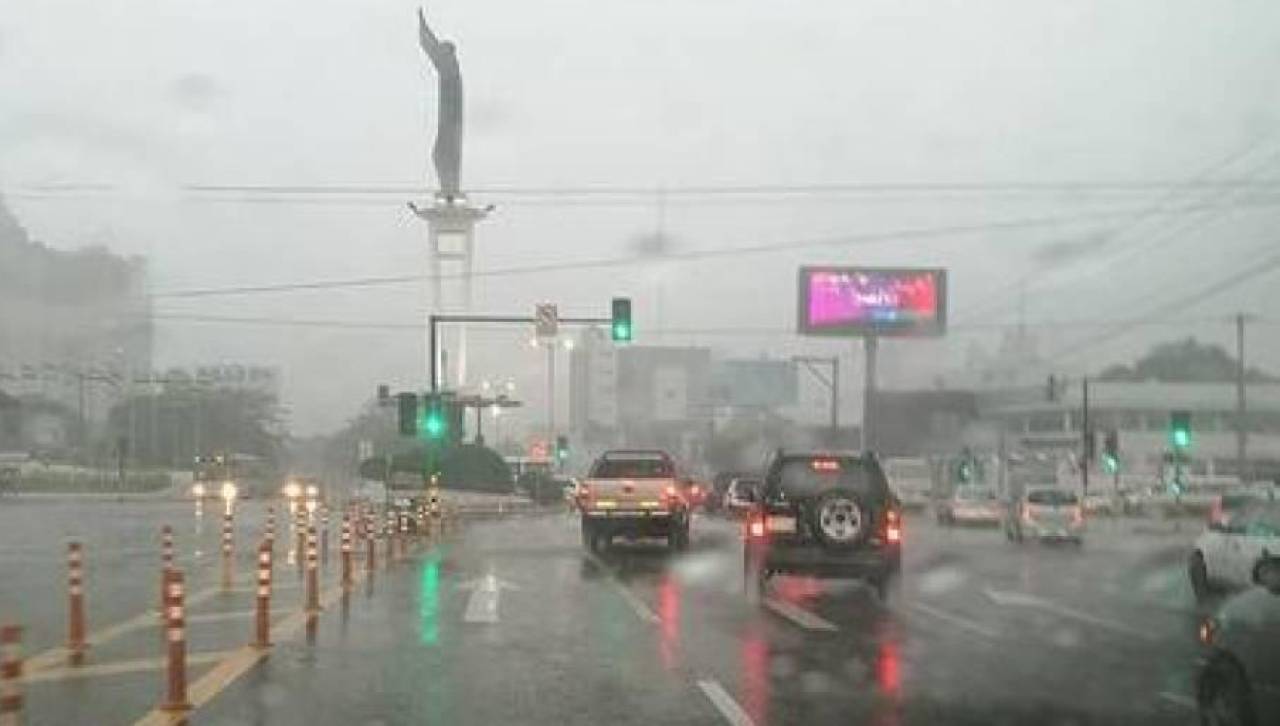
[192,483,206,498]
[283,482,301,499]
[305,485,319,498]
[220,481,238,500]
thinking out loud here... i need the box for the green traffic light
[423,411,446,439]
[1103,454,1119,474]
[1172,428,1190,449]
[612,322,631,342]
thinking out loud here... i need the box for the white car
[884,457,933,511]
[1189,498,1280,599]
[1005,487,1085,544]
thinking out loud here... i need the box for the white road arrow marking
[982,588,1155,640]
[457,572,520,624]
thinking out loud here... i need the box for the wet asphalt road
[0,499,1215,725]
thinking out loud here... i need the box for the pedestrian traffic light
[1170,410,1192,450]
[1103,429,1120,474]
[555,435,569,462]
[397,393,418,436]
[611,297,632,342]
[957,458,973,483]
[422,395,447,441]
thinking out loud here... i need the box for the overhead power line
[146,311,1244,335]
[1049,248,1280,362]
[147,199,1280,299]
[19,179,1280,198]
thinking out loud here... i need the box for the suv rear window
[767,456,888,502]
[589,456,674,479]
[1027,489,1078,505]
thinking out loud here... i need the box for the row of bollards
[0,498,447,723]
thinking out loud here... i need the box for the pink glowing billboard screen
[798,267,947,337]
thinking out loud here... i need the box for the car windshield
[6,3,1280,724]
[589,456,674,479]
[1027,490,1079,506]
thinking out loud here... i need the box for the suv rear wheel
[808,489,870,549]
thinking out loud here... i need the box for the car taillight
[665,485,678,498]
[882,508,902,544]
[1208,497,1223,526]
[1072,507,1084,525]
[749,519,766,538]
[578,484,591,500]
[1198,618,1216,646]
[691,485,701,497]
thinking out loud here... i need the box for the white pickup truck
[578,450,691,552]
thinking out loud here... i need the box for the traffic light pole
[1082,376,1090,499]
[428,313,611,391]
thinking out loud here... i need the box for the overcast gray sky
[4,0,1280,434]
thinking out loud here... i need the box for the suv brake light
[748,518,766,538]
[882,508,902,544]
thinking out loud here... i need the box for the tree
[1098,337,1277,383]
[105,386,286,469]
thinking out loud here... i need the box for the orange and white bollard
[0,624,22,726]
[320,505,330,565]
[221,511,234,590]
[254,541,272,648]
[265,506,276,550]
[305,525,320,613]
[159,525,174,612]
[398,514,409,558]
[295,508,306,577]
[340,515,353,589]
[66,542,86,666]
[160,569,190,713]
[384,513,395,567]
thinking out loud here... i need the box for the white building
[973,380,1280,481]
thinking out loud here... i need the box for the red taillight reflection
[877,641,901,696]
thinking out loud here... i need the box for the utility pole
[863,336,879,451]
[546,340,556,439]
[1236,313,1248,482]
[1082,376,1090,499]
[793,356,840,444]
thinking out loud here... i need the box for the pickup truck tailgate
[584,478,673,511]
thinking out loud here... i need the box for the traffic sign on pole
[534,303,559,339]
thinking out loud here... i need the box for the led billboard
[798,266,947,337]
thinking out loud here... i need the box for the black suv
[743,451,902,599]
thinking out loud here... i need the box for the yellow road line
[133,570,371,726]
[22,650,234,685]
[25,583,227,673]
[184,609,289,625]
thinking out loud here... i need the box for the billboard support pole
[863,336,878,451]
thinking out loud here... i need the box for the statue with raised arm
[418,7,463,201]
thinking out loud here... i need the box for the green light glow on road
[420,554,440,645]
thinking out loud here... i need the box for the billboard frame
[796,266,948,338]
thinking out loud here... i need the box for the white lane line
[1157,691,1197,710]
[983,588,1156,641]
[582,551,660,624]
[909,602,1000,640]
[697,679,757,726]
[761,597,838,632]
